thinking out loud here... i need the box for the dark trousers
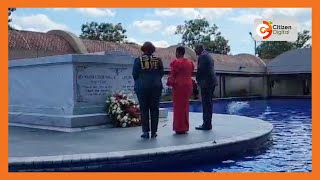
[200,87,215,127]
[136,88,162,133]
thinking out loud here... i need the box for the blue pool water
[161,98,312,172]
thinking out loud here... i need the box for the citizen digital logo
[273,24,292,35]
[273,25,292,29]
[253,19,298,41]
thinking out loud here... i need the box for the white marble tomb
[9,51,168,131]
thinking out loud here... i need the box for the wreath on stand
[105,92,141,128]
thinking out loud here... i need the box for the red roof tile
[8,30,266,68]
[9,30,75,53]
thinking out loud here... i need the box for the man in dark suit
[194,45,217,130]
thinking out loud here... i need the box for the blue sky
[11,8,312,55]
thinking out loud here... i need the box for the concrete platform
[9,108,168,132]
[8,112,273,172]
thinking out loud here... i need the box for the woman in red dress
[167,46,195,134]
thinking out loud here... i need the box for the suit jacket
[196,51,218,89]
[132,54,164,93]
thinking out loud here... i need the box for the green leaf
[175,18,230,53]
[79,21,127,42]
[257,29,311,59]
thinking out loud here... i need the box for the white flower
[122,123,127,127]
[123,115,128,121]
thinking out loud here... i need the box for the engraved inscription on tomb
[75,64,134,104]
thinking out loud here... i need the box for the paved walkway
[9,112,272,157]
[9,112,273,172]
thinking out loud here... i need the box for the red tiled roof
[231,54,265,67]
[155,47,195,68]
[9,30,75,53]
[8,30,266,68]
[82,39,141,56]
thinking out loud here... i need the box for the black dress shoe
[195,125,212,130]
[141,132,150,139]
[151,132,157,138]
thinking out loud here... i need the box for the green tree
[293,30,312,48]
[175,18,230,54]
[202,33,231,54]
[80,21,127,43]
[8,8,16,30]
[257,30,311,59]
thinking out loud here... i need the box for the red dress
[167,58,194,133]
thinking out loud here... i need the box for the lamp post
[249,32,257,56]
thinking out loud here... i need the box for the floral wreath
[105,91,141,128]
